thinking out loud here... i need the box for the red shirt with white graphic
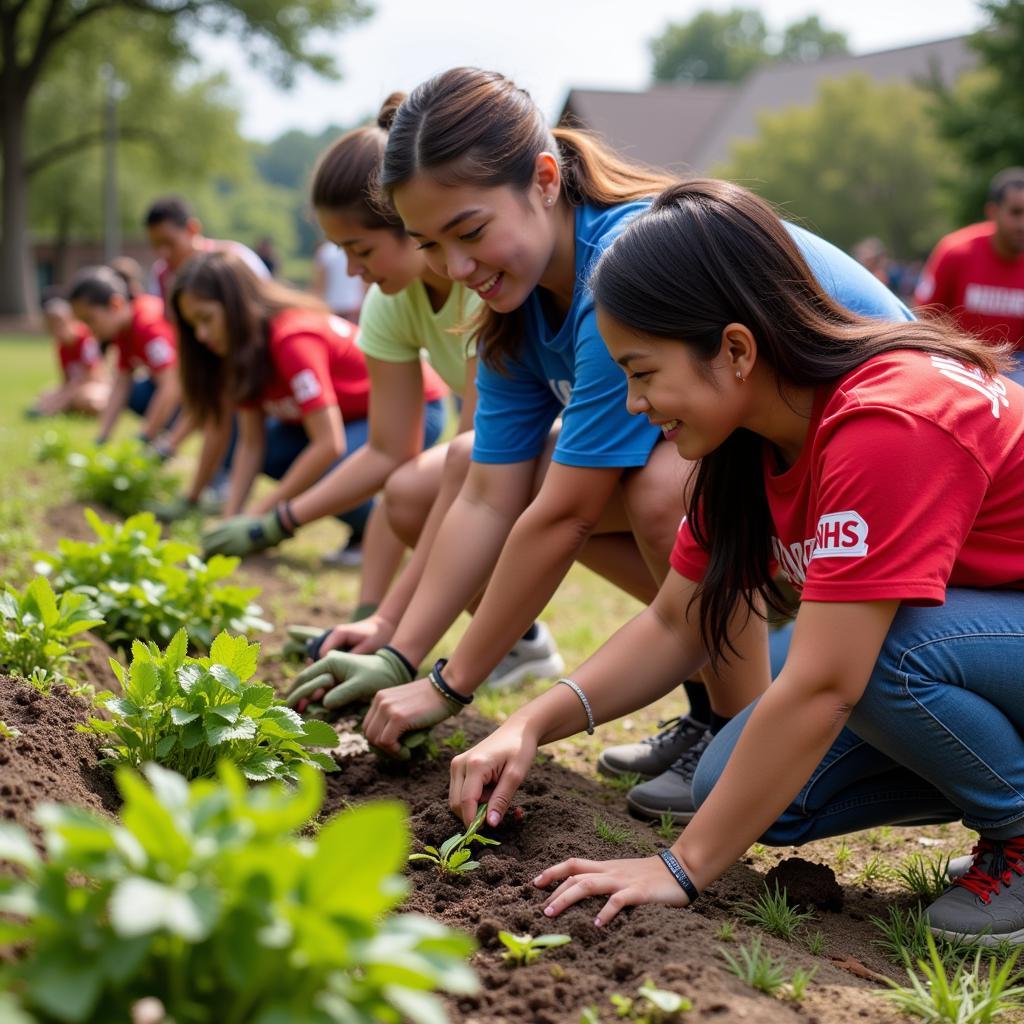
[57,322,101,380]
[671,350,1024,603]
[915,222,1024,350]
[114,295,177,375]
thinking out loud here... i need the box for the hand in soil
[286,647,413,712]
[363,678,458,756]
[449,721,539,827]
[318,613,396,656]
[535,854,691,927]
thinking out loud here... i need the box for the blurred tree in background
[0,0,370,316]
[717,75,957,257]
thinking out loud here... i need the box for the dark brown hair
[170,251,325,423]
[378,67,676,368]
[591,178,1013,663]
[309,93,406,233]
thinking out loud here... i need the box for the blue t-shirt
[472,205,912,468]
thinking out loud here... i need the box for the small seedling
[595,815,633,844]
[833,839,853,871]
[579,1007,601,1024]
[655,811,676,842]
[408,803,500,874]
[895,853,952,902]
[604,770,644,794]
[716,920,736,942]
[805,930,826,956]
[784,965,818,1003]
[609,980,691,1022]
[498,930,571,966]
[870,903,934,964]
[737,881,814,941]
[749,843,768,859]
[719,937,787,996]
[441,728,470,753]
[857,853,891,885]
[0,719,21,740]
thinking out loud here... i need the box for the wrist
[437,656,478,699]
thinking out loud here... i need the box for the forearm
[186,418,233,502]
[97,374,131,441]
[162,410,196,454]
[224,442,263,516]
[140,374,180,440]
[290,445,401,526]
[251,440,337,514]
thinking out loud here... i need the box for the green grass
[737,882,815,942]
[895,853,953,902]
[719,937,788,996]
[594,814,633,845]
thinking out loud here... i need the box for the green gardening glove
[285,647,414,712]
[201,509,290,558]
[281,623,333,661]
[146,494,199,524]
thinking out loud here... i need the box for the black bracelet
[275,501,297,536]
[659,850,700,904]
[429,658,473,706]
[380,644,416,681]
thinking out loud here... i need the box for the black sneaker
[597,713,708,781]
[927,837,1024,946]
[625,728,714,824]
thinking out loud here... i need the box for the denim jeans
[693,588,1024,844]
[262,397,448,540]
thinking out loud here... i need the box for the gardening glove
[285,647,414,712]
[281,623,336,661]
[201,509,291,558]
[146,494,199,523]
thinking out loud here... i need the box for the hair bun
[377,91,406,131]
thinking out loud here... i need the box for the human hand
[449,721,538,828]
[318,613,395,656]
[146,494,199,524]
[362,678,460,756]
[281,623,335,661]
[201,509,289,557]
[285,647,414,712]
[534,854,691,927]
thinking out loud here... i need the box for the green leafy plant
[595,814,633,845]
[896,853,953,902]
[885,933,1024,1024]
[805,929,826,956]
[580,1007,601,1024]
[0,761,478,1023]
[655,811,677,842]
[609,980,692,1021]
[36,509,270,651]
[737,881,815,941]
[441,728,470,753]
[87,629,338,782]
[32,428,71,464]
[785,965,818,1003]
[857,853,891,885]
[719,937,788,996]
[0,719,21,740]
[0,576,102,681]
[715,920,736,942]
[833,838,853,871]
[408,803,501,874]
[66,437,178,516]
[498,930,572,966]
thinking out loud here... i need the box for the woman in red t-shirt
[451,179,1024,947]
[68,266,180,444]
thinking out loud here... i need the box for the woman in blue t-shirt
[287,69,909,802]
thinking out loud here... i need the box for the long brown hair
[378,67,676,369]
[170,251,325,422]
[591,178,1013,663]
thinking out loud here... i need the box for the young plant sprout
[408,803,501,874]
[609,980,692,1021]
[498,930,572,967]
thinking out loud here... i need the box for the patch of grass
[857,853,891,885]
[655,811,677,842]
[594,815,633,845]
[715,920,736,942]
[719,937,788,996]
[603,770,644,793]
[833,839,853,872]
[737,881,815,942]
[785,965,818,1003]
[805,930,826,956]
[895,853,952,902]
[871,903,935,964]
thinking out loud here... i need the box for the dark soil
[0,677,119,850]
[322,713,909,1024]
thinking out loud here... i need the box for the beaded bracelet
[274,501,297,537]
[430,659,473,706]
[658,849,700,904]
[555,677,595,735]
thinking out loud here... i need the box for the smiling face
[316,207,424,294]
[177,291,228,357]
[391,172,558,312]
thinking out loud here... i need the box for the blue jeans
[262,398,447,540]
[693,588,1024,844]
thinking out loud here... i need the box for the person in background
[916,167,1024,380]
[68,265,180,445]
[28,296,110,417]
[109,256,145,301]
[312,241,366,324]
[144,195,270,305]
[255,237,278,277]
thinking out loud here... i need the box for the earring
[735,371,744,383]
[544,195,554,207]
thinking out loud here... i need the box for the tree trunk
[0,89,34,316]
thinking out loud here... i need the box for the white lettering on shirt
[931,355,1009,419]
[548,379,573,405]
[144,336,173,368]
[328,315,354,339]
[290,369,322,405]
[769,510,868,589]
[964,284,1024,318]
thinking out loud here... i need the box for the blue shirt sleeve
[553,303,661,468]
[471,353,563,464]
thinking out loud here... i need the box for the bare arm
[185,412,235,503]
[139,367,180,441]
[96,372,132,443]
[224,409,266,516]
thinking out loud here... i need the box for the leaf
[24,948,103,1023]
[0,822,40,869]
[207,702,241,723]
[104,697,140,719]
[298,719,339,749]
[240,682,276,710]
[239,753,283,781]
[25,577,59,628]
[115,768,193,871]
[208,663,241,695]
[165,627,189,668]
[109,877,218,941]
[155,734,176,758]
[383,988,448,1024]
[438,831,466,859]
[205,715,258,746]
[447,848,471,870]
[169,707,199,725]
[259,705,305,737]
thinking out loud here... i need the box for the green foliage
[408,804,501,875]
[872,903,939,965]
[833,838,853,871]
[32,428,71,464]
[718,74,957,257]
[885,932,1024,1024]
[609,980,692,1020]
[36,509,270,651]
[736,881,815,941]
[603,770,644,793]
[777,15,849,63]
[715,920,736,942]
[594,815,633,844]
[441,728,470,753]
[896,853,953,903]
[497,931,572,967]
[0,760,477,1023]
[0,576,102,681]
[857,853,892,885]
[719,937,788,996]
[0,719,21,740]
[66,439,177,517]
[805,929,826,956]
[88,629,338,782]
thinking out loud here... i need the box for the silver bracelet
[556,677,595,735]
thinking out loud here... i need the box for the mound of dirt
[0,677,119,850]
[765,857,845,913]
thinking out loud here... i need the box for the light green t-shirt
[356,280,479,396]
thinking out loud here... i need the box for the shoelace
[643,715,703,750]
[956,837,1024,904]
[667,730,713,779]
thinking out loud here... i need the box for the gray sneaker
[927,837,1024,946]
[484,622,564,690]
[598,714,708,781]
[625,728,714,824]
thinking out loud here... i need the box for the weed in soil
[895,852,953,902]
[655,810,676,842]
[594,814,633,844]
[737,881,815,941]
[806,929,827,956]
[603,770,644,793]
[871,902,935,964]
[498,930,572,966]
[785,965,818,1003]
[608,979,692,1021]
[833,838,853,871]
[858,852,892,885]
[0,718,22,739]
[719,936,789,996]
[716,920,737,942]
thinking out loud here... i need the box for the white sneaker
[484,622,565,690]
[321,537,363,568]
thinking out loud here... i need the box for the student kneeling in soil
[170,251,445,551]
[68,266,181,446]
[448,178,1024,947]
[28,297,110,418]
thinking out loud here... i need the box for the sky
[195,0,986,142]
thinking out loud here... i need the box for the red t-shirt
[114,295,177,375]
[915,222,1024,350]
[671,350,1024,603]
[57,322,101,380]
